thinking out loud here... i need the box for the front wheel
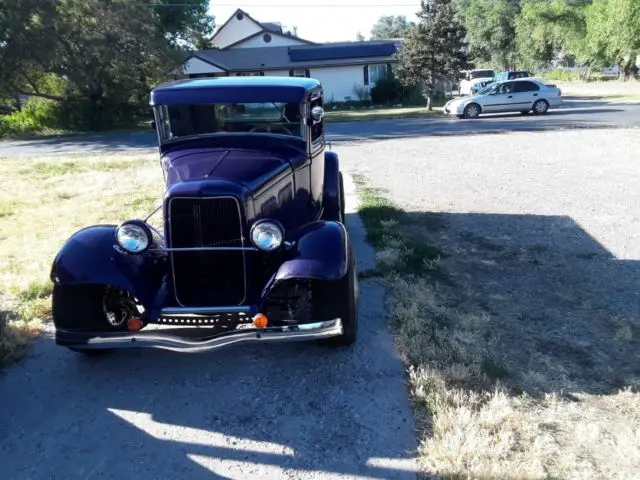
[463,103,481,119]
[532,99,549,115]
[322,246,358,347]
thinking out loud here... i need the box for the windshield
[155,102,304,142]
[477,83,499,95]
[469,70,494,79]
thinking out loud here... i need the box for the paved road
[0,175,419,479]
[0,98,638,158]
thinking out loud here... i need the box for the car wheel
[321,172,345,222]
[463,103,481,119]
[322,246,358,347]
[339,171,346,222]
[532,99,549,115]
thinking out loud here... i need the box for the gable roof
[210,8,314,48]
[210,8,261,44]
[191,40,402,72]
[223,29,316,50]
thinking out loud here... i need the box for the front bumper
[55,319,343,353]
[443,103,464,115]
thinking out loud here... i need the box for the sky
[206,0,423,43]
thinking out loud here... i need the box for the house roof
[261,22,283,34]
[192,40,402,72]
[150,77,321,105]
[210,8,316,48]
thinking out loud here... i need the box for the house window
[368,64,389,85]
[292,69,308,78]
[234,71,264,76]
[263,33,272,43]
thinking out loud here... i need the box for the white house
[181,9,402,103]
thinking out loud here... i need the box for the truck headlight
[116,221,151,253]
[250,220,284,251]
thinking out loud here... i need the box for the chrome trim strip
[161,306,251,315]
[151,246,258,252]
[167,196,248,308]
[61,319,343,353]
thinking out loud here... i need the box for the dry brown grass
[0,152,163,365]
[356,180,640,480]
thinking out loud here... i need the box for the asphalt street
[0,98,638,158]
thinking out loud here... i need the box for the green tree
[583,0,640,78]
[154,0,216,49]
[370,15,410,39]
[458,0,518,69]
[395,0,470,110]
[515,0,587,71]
[0,0,186,130]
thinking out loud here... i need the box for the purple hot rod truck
[50,76,358,355]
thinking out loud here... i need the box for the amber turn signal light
[127,317,143,332]
[252,313,268,329]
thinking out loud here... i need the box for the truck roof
[150,76,322,106]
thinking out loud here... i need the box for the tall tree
[515,0,587,70]
[395,0,470,110]
[370,15,410,39]
[458,0,518,69]
[583,0,640,78]
[154,0,216,49]
[0,0,184,129]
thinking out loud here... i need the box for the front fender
[50,225,166,317]
[263,220,349,297]
[323,151,340,216]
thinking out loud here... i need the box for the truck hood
[162,148,292,192]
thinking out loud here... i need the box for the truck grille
[168,197,246,306]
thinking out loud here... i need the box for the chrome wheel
[533,100,549,114]
[463,103,480,119]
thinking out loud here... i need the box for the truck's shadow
[386,209,640,397]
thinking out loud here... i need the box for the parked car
[459,69,495,95]
[50,76,358,355]
[443,78,562,119]
[469,70,531,94]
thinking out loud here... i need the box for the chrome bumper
[55,319,343,353]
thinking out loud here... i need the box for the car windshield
[477,83,500,95]
[155,102,303,142]
[470,70,494,79]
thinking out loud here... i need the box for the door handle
[533,93,538,96]
[507,96,513,98]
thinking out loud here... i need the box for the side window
[310,97,323,142]
[498,82,515,94]
[514,81,539,93]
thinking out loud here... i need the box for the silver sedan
[443,78,563,119]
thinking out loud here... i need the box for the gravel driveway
[336,127,640,395]
[0,176,418,479]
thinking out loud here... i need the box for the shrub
[371,69,403,104]
[0,97,61,137]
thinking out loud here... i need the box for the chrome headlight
[250,220,284,251]
[116,221,151,253]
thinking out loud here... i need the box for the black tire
[322,246,358,347]
[53,284,135,355]
[322,171,345,222]
[338,171,346,222]
[463,103,481,119]
[532,99,549,115]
